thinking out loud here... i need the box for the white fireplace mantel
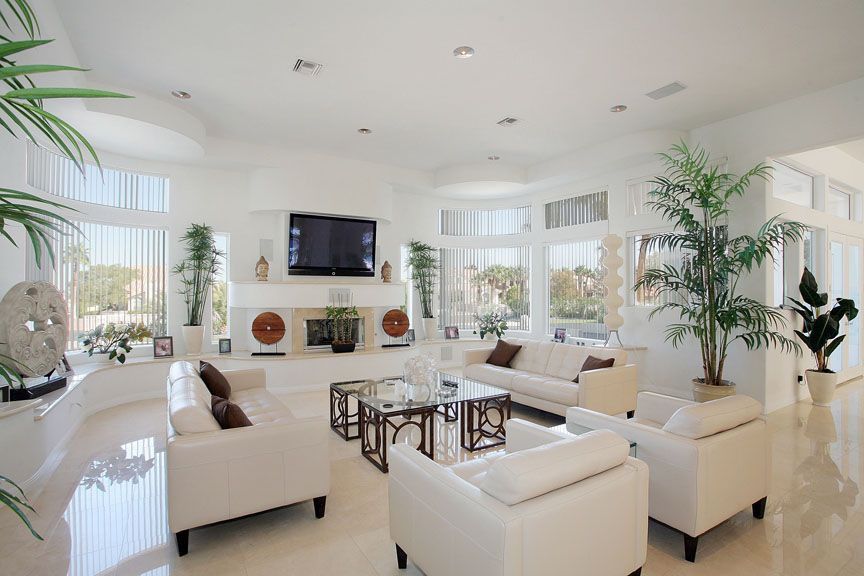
[228,281,406,309]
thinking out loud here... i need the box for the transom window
[438,206,531,236]
[544,190,608,229]
[772,161,813,208]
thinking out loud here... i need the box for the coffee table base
[360,404,435,473]
[329,386,360,440]
[460,394,511,451]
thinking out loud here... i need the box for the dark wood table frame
[329,385,360,440]
[359,404,435,473]
[460,394,511,451]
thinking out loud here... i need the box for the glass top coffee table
[329,373,511,472]
[551,421,638,457]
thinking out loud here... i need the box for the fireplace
[303,318,366,351]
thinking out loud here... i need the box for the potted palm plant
[636,142,806,402]
[0,0,128,538]
[406,240,439,340]
[787,268,858,405]
[325,305,359,353]
[172,224,225,355]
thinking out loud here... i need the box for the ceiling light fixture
[357,128,372,135]
[171,90,191,100]
[610,104,628,113]
[453,46,475,59]
[488,155,500,161]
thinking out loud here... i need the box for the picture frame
[218,338,232,354]
[553,328,567,343]
[153,336,174,358]
[406,329,415,343]
[444,326,460,340]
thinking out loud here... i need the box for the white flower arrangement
[403,353,438,387]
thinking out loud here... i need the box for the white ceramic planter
[692,379,736,402]
[805,370,837,406]
[422,318,438,341]
[182,325,205,356]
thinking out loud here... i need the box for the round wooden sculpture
[251,312,286,345]
[382,309,409,338]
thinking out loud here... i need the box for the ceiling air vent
[293,59,323,77]
[645,81,687,100]
[497,116,522,127]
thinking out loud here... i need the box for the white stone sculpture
[0,281,68,376]
[600,234,625,347]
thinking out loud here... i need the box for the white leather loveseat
[389,419,649,576]
[463,338,638,416]
[568,392,768,562]
[166,361,330,555]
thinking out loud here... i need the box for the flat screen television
[288,213,376,276]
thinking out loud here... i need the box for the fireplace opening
[303,318,365,351]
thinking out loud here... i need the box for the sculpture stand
[251,341,286,356]
[603,330,624,349]
[382,335,410,348]
[9,372,67,401]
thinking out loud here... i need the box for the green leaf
[2,87,132,100]
[799,268,828,308]
[0,64,87,80]
[810,314,839,351]
[831,298,858,323]
[824,334,845,360]
[0,38,50,59]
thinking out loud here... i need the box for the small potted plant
[787,267,858,406]
[173,223,224,355]
[473,310,508,341]
[81,322,153,364]
[326,305,359,353]
[406,240,439,341]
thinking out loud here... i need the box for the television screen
[288,214,376,276]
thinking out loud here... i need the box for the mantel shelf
[228,281,405,309]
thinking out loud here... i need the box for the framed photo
[444,326,460,340]
[553,328,567,343]
[218,338,232,354]
[153,336,174,358]
[406,329,415,343]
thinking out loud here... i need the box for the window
[438,206,531,236]
[772,242,785,308]
[545,241,607,340]
[544,190,608,229]
[439,246,530,331]
[55,221,168,350]
[827,186,852,219]
[27,142,169,212]
[772,161,813,208]
[211,233,229,342]
[626,177,654,216]
[773,229,815,308]
[631,233,687,306]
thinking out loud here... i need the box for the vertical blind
[626,178,654,216]
[439,246,530,330]
[27,141,169,212]
[439,206,531,236]
[56,221,168,350]
[631,233,688,307]
[544,190,608,229]
[545,241,607,339]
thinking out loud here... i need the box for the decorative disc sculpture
[600,234,625,347]
[382,308,410,347]
[251,311,286,356]
[0,281,68,376]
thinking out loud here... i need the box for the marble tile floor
[2,379,864,576]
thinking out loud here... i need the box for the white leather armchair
[568,392,769,562]
[389,419,649,576]
[166,362,330,555]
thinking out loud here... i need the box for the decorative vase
[422,318,438,341]
[331,341,356,354]
[482,332,498,341]
[182,325,205,356]
[805,370,837,406]
[692,378,736,402]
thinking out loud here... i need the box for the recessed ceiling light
[453,46,475,59]
[171,90,191,100]
[610,104,628,113]
[357,128,372,135]
[488,155,500,161]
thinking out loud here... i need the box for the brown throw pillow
[574,355,615,383]
[200,361,231,398]
[211,396,253,429]
[486,339,523,368]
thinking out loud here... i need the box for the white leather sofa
[463,338,638,417]
[568,392,768,562]
[389,418,649,576]
[166,361,330,555]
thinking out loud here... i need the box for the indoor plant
[406,240,439,340]
[81,322,153,364]
[787,267,858,405]
[635,142,806,402]
[0,0,127,538]
[172,223,225,355]
[325,305,359,353]
[473,309,508,340]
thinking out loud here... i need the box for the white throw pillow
[662,395,762,439]
[479,429,629,505]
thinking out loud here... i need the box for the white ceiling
[53,0,864,172]
[838,139,864,164]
